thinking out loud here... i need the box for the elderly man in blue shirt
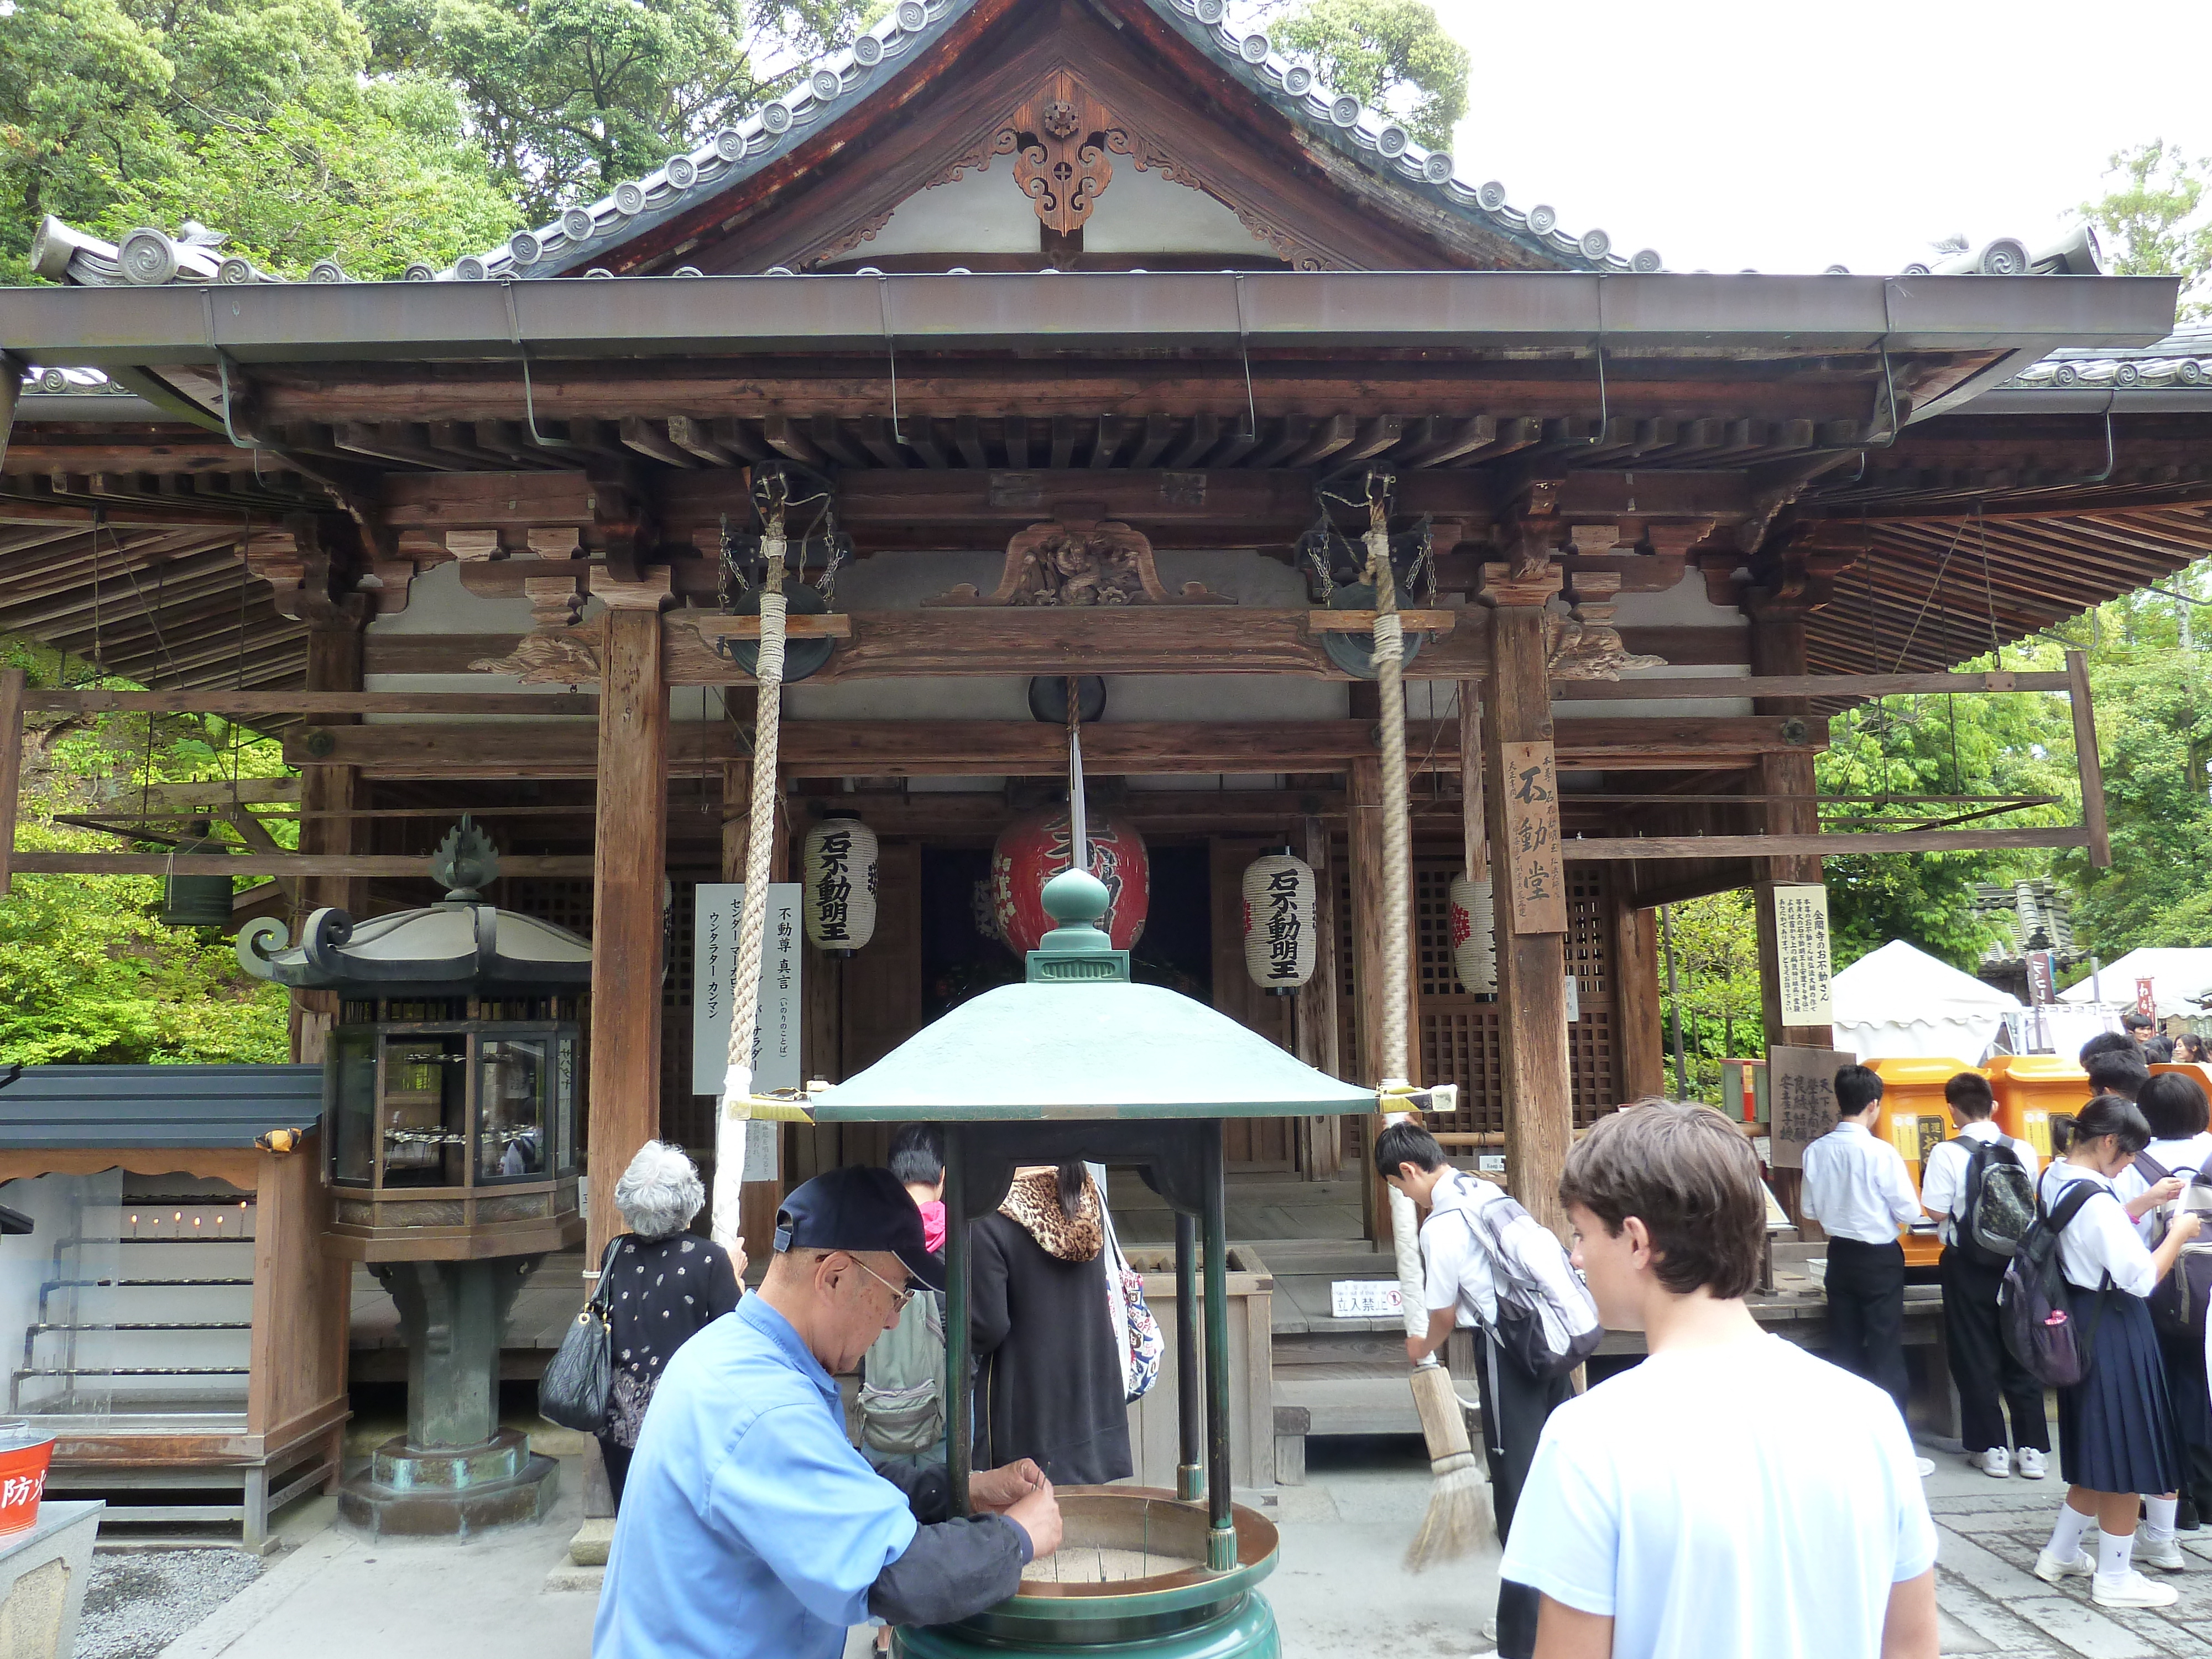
[595,1165,1063,1658]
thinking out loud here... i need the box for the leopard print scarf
[998,1168,1103,1263]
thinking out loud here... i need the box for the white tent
[1831,940,2024,1062]
[2056,948,2212,1021]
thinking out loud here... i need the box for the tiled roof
[2002,323,2212,389]
[30,0,1674,286]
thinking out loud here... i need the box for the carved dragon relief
[924,517,1230,608]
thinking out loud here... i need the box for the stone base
[568,1516,614,1566]
[338,1429,560,1538]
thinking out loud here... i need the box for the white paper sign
[692,884,804,1097]
[742,1120,780,1182]
[1331,1280,1404,1319]
[1772,884,1834,1026]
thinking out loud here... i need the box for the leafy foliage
[1262,0,1467,152]
[1814,642,2077,969]
[355,0,868,222]
[2078,140,2212,316]
[0,639,290,1066]
[0,0,872,279]
[1653,891,1761,1104]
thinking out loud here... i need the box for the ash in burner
[1021,1546,1203,1584]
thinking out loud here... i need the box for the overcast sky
[1423,0,2212,276]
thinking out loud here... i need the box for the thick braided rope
[1366,517,1428,1341]
[711,560,787,1248]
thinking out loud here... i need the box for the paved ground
[133,1425,2212,1659]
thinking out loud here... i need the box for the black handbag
[540,1238,620,1432]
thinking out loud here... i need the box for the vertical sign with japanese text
[1500,740,1567,935]
[692,883,804,1098]
[1767,1044,1857,1169]
[1771,884,1833,1027]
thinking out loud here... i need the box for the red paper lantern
[991,805,1149,958]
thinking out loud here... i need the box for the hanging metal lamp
[158,819,235,928]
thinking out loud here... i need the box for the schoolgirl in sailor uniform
[2034,1094,2203,1610]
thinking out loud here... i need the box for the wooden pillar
[293,623,365,1065]
[587,608,669,1264]
[1481,564,1572,1236]
[1295,814,1343,1181]
[1611,895,1667,1101]
[1747,611,1832,1050]
[0,667,22,898]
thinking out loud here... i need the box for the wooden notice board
[1768,1044,1858,1169]
[1500,740,1567,935]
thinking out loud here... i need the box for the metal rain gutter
[0,270,2181,370]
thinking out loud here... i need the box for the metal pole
[1202,1119,1235,1571]
[1661,903,1689,1098]
[943,1124,972,1517]
[1175,1208,1203,1503]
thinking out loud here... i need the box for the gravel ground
[77,1550,263,1659]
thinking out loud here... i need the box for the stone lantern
[238,820,588,1535]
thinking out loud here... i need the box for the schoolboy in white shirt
[1800,1065,1925,1435]
[1501,1100,1939,1659]
[1918,1071,2049,1479]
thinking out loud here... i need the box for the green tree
[1813,646,2077,968]
[357,0,872,222]
[2077,139,2212,315]
[0,0,518,280]
[1655,891,1761,1104]
[0,638,290,1066]
[1264,0,1467,152]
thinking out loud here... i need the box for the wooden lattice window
[1418,1006,1504,1136]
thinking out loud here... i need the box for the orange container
[0,1421,55,1535]
[1986,1054,2089,1164]
[2150,1062,2212,1099]
[1867,1057,1970,1266]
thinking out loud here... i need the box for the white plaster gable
[854,156,1276,262]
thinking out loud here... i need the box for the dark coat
[969,1177,1133,1487]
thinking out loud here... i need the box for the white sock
[2098,1527,2136,1581]
[2047,1503,2095,1561]
[2146,1496,2179,1542]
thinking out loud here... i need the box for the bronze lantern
[238,819,589,1535]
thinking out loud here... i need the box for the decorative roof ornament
[430,816,501,900]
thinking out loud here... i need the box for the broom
[1358,483,1495,1571]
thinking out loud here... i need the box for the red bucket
[0,1421,56,1535]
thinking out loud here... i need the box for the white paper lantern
[1241,847,1318,996]
[1449,874,1496,995]
[802,814,879,955]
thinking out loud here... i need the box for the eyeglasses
[846,1255,916,1313]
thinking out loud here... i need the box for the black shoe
[2177,1497,2201,1532]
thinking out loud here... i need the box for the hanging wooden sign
[1499,740,1567,935]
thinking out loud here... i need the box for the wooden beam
[1746,612,1829,1053]
[0,667,20,895]
[282,716,1824,779]
[1552,670,2072,701]
[587,608,669,1263]
[26,688,601,716]
[1568,827,2094,859]
[1612,894,1666,1100]
[2067,649,2111,869]
[362,618,1750,684]
[13,852,598,876]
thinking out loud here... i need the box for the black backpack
[1951,1136,2037,1266]
[1999,1180,2111,1388]
[2136,1151,2212,1344]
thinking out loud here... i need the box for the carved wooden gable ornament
[926,64,1328,267]
[927,517,1230,606]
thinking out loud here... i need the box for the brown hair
[1559,1100,1765,1300]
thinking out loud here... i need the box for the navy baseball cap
[774,1166,946,1291]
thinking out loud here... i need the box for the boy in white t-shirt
[1499,1101,1938,1659]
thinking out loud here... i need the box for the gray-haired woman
[597,1140,745,1504]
